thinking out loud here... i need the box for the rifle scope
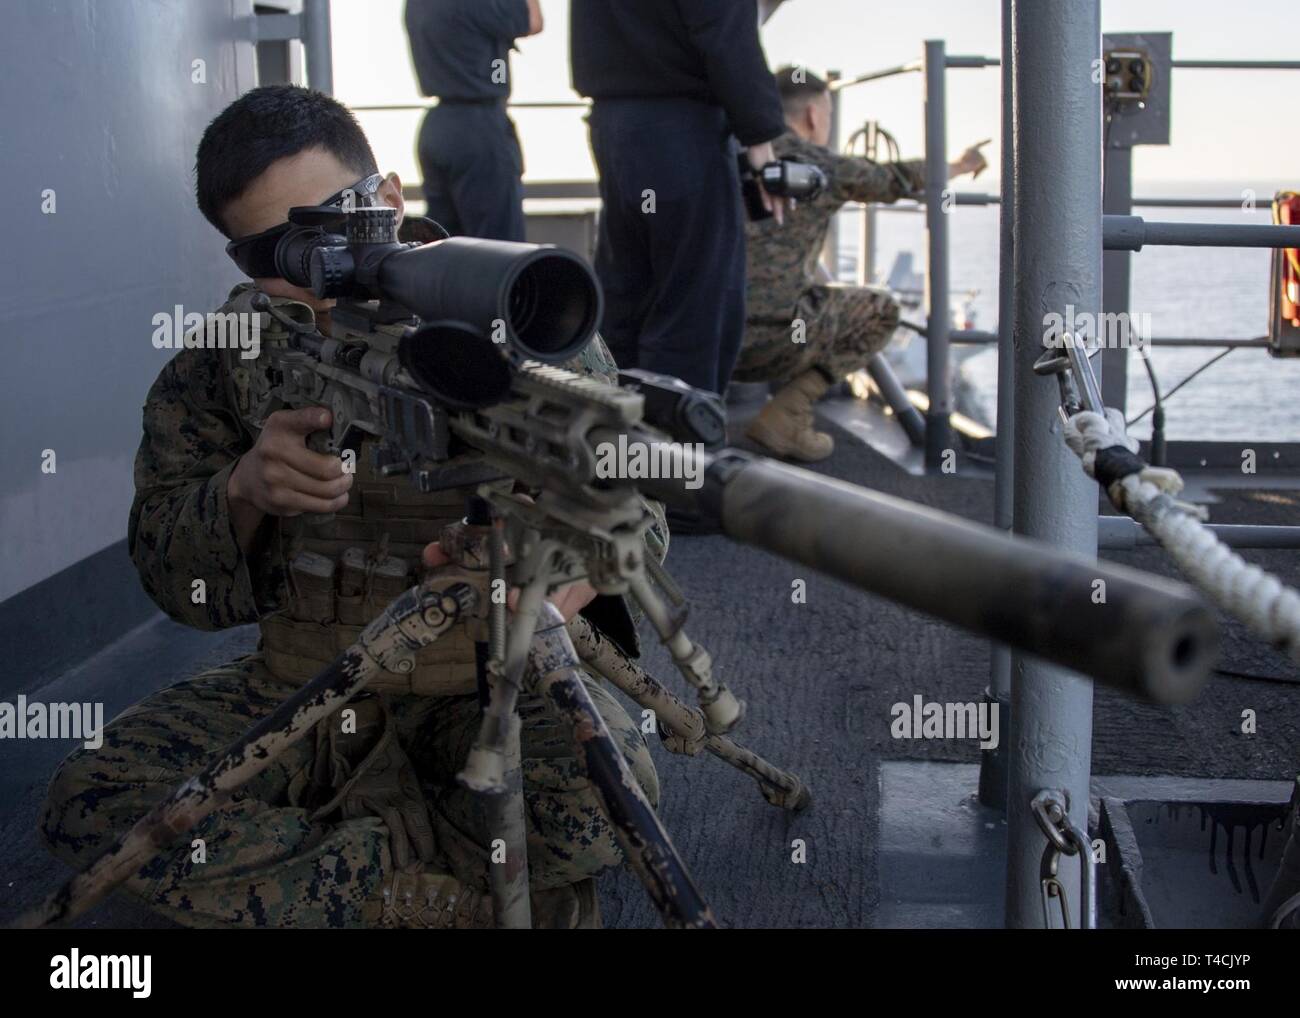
[274,206,602,367]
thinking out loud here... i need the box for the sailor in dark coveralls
[405,0,542,240]
[569,0,787,394]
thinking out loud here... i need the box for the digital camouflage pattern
[39,264,666,928]
[39,653,657,927]
[735,131,926,386]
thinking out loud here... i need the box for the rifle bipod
[442,506,808,929]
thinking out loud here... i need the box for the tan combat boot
[745,368,835,462]
[366,867,495,929]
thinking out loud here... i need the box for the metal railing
[823,22,1300,930]
[829,46,1300,469]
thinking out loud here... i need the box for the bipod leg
[626,571,744,735]
[567,616,810,812]
[527,603,717,928]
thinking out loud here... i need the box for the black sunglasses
[225,173,385,278]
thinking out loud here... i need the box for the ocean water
[837,183,1300,442]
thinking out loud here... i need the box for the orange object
[1273,191,1300,327]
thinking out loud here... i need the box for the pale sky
[332,0,1299,191]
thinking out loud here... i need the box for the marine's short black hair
[775,66,830,116]
[195,84,378,236]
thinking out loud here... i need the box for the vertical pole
[863,204,877,285]
[302,0,333,95]
[1006,0,1101,927]
[824,71,842,279]
[923,41,952,472]
[859,120,877,286]
[979,0,1016,810]
[1101,145,1134,411]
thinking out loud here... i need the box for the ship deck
[2,395,1297,929]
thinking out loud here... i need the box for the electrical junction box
[1102,32,1171,148]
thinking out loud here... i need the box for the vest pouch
[337,547,409,626]
[287,551,337,623]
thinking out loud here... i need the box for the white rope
[1064,408,1300,665]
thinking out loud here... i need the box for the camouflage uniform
[39,249,667,928]
[734,131,926,387]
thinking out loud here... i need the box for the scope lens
[507,255,600,361]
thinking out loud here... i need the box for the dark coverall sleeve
[675,0,786,146]
[466,0,531,40]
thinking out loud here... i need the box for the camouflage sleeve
[828,154,926,206]
[127,348,284,630]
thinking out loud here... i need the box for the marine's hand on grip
[227,407,354,551]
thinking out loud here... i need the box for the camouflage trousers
[734,282,901,387]
[39,652,658,928]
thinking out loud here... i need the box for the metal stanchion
[1005,0,1103,928]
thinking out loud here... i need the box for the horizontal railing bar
[1172,59,1300,70]
[1100,517,1300,550]
[351,100,589,112]
[863,195,1277,211]
[403,181,601,202]
[866,58,1300,73]
[1145,336,1270,349]
[1105,215,1300,250]
[936,329,1267,351]
[831,62,922,89]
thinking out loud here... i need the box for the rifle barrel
[613,436,1217,704]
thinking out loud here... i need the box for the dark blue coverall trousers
[418,99,527,243]
[586,97,746,394]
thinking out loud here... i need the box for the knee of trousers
[39,744,120,866]
[853,289,901,332]
[518,682,661,887]
[583,680,660,809]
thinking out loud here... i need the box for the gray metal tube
[834,61,923,90]
[303,0,333,94]
[983,0,1016,810]
[1101,147,1134,412]
[1173,59,1300,70]
[1099,516,1300,550]
[823,70,841,278]
[849,57,1300,73]
[866,353,926,446]
[1007,0,1103,928]
[865,203,878,284]
[1104,215,1300,250]
[946,56,1000,69]
[899,194,1274,211]
[923,40,952,471]
[952,328,999,344]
